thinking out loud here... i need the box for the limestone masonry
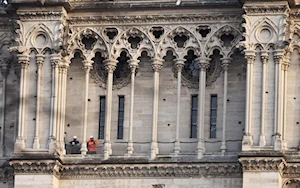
[0,0,300,187]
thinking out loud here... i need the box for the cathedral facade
[0,0,300,187]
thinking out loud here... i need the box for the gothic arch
[157,26,202,60]
[111,27,155,61]
[67,27,109,62]
[283,179,300,188]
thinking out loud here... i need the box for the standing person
[87,135,97,153]
[70,136,80,145]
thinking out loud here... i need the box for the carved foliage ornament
[239,157,286,173]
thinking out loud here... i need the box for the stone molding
[10,160,242,179]
[68,13,242,26]
[239,157,286,173]
[243,3,289,15]
[283,163,300,178]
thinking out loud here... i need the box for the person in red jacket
[87,135,97,153]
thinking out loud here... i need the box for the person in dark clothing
[70,135,80,145]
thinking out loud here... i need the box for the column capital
[128,59,139,73]
[174,58,185,72]
[221,57,231,71]
[17,54,30,68]
[151,58,163,72]
[103,59,118,73]
[59,64,69,74]
[274,49,285,64]
[82,60,93,71]
[195,57,210,71]
[261,51,269,63]
[244,50,256,63]
[50,54,61,67]
[36,55,45,68]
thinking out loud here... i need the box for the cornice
[10,160,242,179]
[283,163,300,178]
[243,3,290,15]
[68,13,242,26]
[239,157,286,174]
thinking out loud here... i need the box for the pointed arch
[25,23,54,47]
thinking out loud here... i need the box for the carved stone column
[127,59,139,156]
[242,50,255,151]
[0,62,9,156]
[282,59,290,151]
[150,58,163,160]
[220,57,231,155]
[57,63,69,155]
[103,59,117,160]
[81,60,93,155]
[174,58,185,156]
[273,49,285,151]
[33,55,44,149]
[259,51,268,147]
[48,54,59,153]
[196,57,210,159]
[14,54,30,152]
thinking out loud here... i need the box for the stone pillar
[55,66,63,152]
[0,62,9,156]
[259,51,268,147]
[81,60,93,155]
[33,55,44,149]
[282,59,290,151]
[48,54,59,153]
[127,59,139,156]
[14,54,30,152]
[242,50,255,151]
[196,57,210,159]
[173,58,185,156]
[273,49,285,151]
[220,57,231,155]
[150,58,163,160]
[103,59,117,160]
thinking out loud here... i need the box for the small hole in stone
[197,26,211,38]
[294,97,296,100]
[105,28,118,40]
[238,121,241,124]
[33,118,36,120]
[70,77,73,80]
[174,35,188,48]
[151,26,164,39]
[221,34,234,47]
[163,99,166,101]
[128,36,141,49]
[82,36,96,50]
[266,91,268,94]
[227,99,230,102]
[167,124,170,126]
[297,122,299,124]
[67,124,70,127]
[88,99,91,101]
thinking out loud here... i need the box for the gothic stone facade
[0,0,300,187]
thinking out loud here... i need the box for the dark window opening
[117,96,125,139]
[210,95,217,138]
[191,95,198,138]
[99,96,106,139]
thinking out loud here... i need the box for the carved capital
[59,64,69,74]
[50,54,61,68]
[103,59,118,74]
[221,57,231,71]
[239,157,286,173]
[274,49,285,64]
[128,60,139,73]
[17,54,30,69]
[260,51,269,64]
[244,50,256,64]
[151,58,164,72]
[196,57,210,71]
[174,58,185,73]
[0,63,9,77]
[36,55,45,68]
[82,60,93,73]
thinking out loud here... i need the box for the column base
[196,141,205,159]
[14,137,25,152]
[242,135,253,151]
[48,137,56,154]
[173,141,180,156]
[103,142,111,160]
[80,144,88,155]
[150,141,158,160]
[259,135,266,147]
[273,135,282,151]
[33,137,40,149]
[126,141,134,155]
[220,141,226,156]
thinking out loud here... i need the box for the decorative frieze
[239,157,286,173]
